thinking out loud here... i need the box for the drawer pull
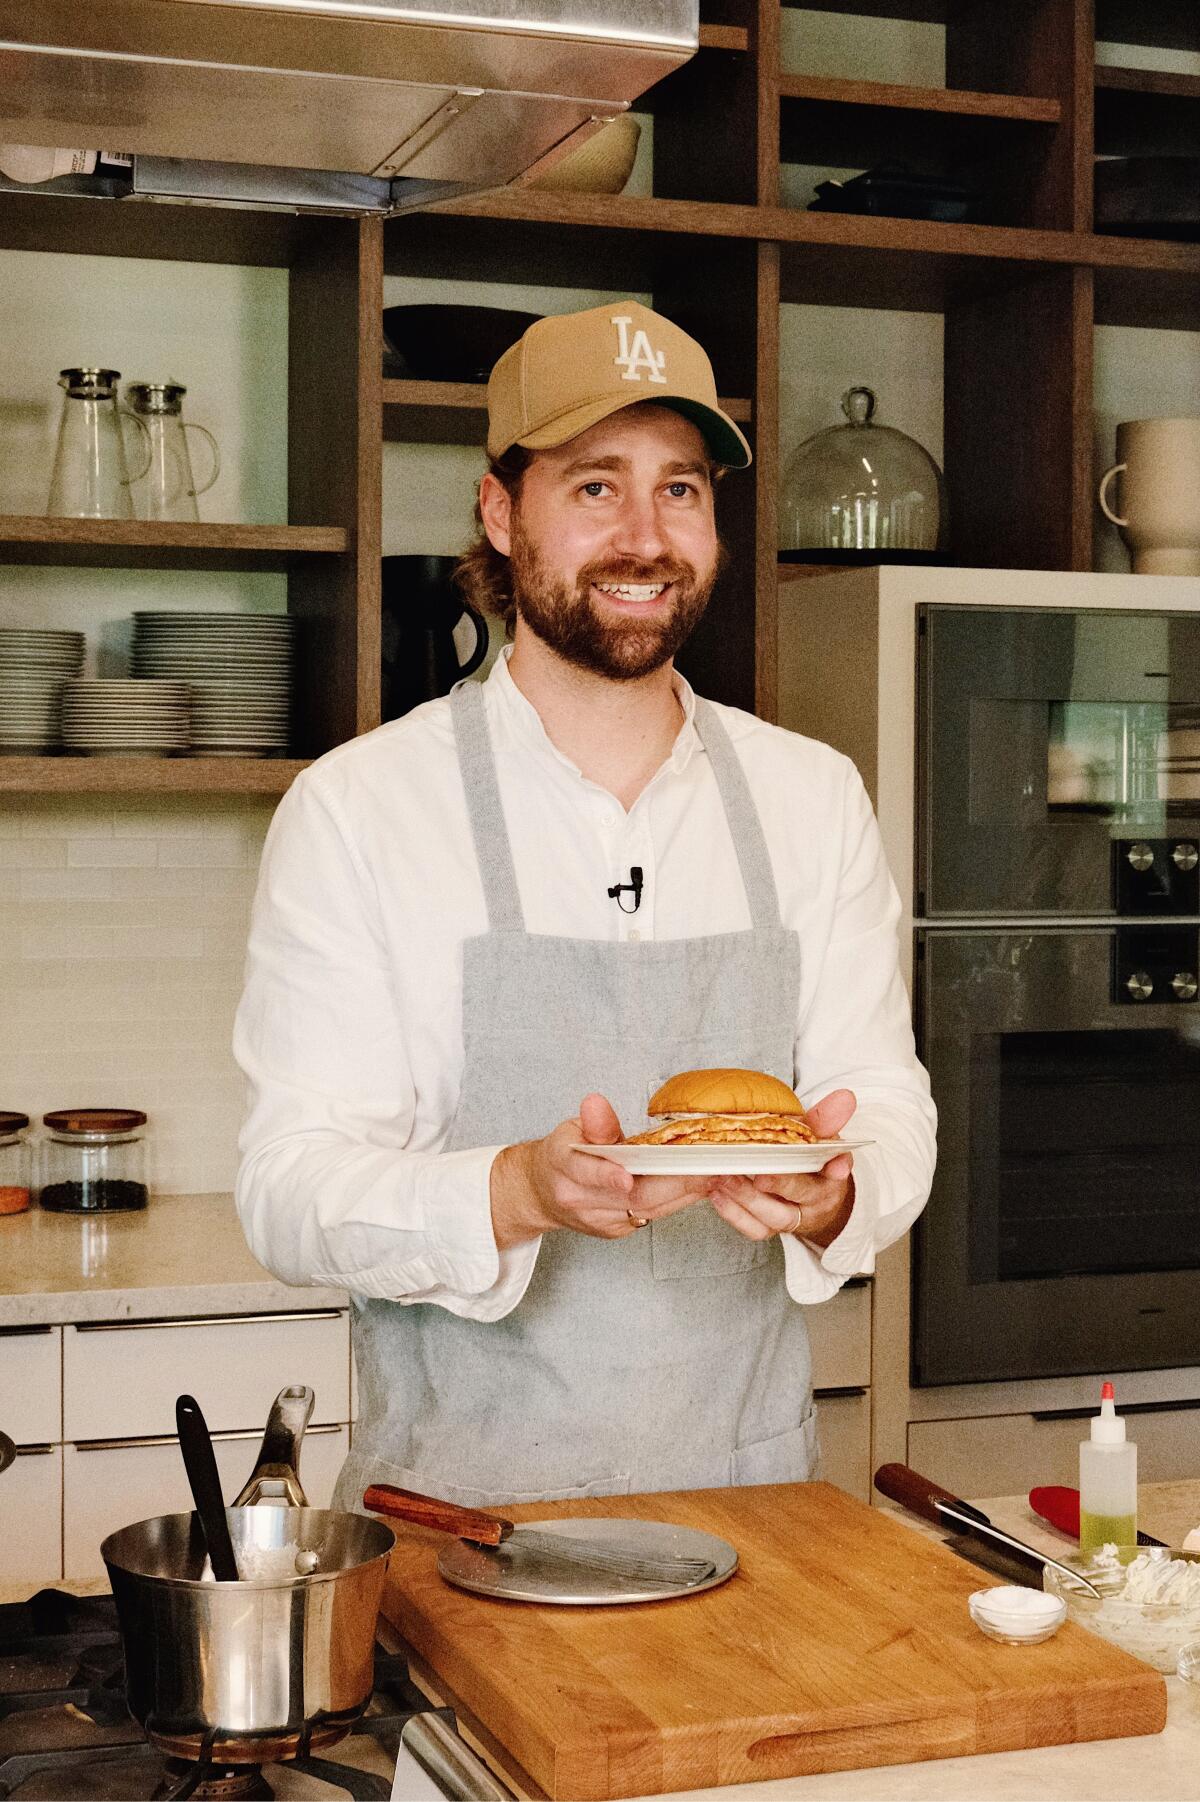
[0,1324,55,1338]
[74,1309,344,1333]
[11,1443,55,1457]
[73,1423,345,1453]
[1032,1396,1200,1423]
[814,1386,868,1400]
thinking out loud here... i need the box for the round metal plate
[437,1518,738,1605]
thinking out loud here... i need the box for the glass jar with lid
[780,385,948,557]
[39,1109,149,1213]
[0,1112,32,1215]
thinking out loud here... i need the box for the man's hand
[708,1089,857,1250]
[490,1093,709,1249]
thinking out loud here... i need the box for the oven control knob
[1126,970,1155,1001]
[1127,843,1155,871]
[1173,842,1199,871]
[1173,971,1199,1001]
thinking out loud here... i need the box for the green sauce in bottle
[1079,1509,1136,1555]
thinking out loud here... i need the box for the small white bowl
[969,1586,1067,1645]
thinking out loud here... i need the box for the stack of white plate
[131,611,293,757]
[0,628,85,754]
[61,679,191,758]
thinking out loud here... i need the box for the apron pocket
[651,1200,772,1281]
[729,1410,818,1487]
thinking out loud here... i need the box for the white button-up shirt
[234,650,936,1314]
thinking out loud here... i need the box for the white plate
[571,1137,872,1176]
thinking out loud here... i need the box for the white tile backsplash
[1,794,272,1195]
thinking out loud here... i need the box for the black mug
[381,555,489,721]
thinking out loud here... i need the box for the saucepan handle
[363,1481,512,1544]
[233,1383,314,1507]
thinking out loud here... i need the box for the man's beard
[507,511,719,681]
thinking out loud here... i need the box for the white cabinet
[807,1282,871,1392]
[0,1446,63,1581]
[0,1327,61,1445]
[63,1423,350,1578]
[815,1390,871,1502]
[0,1328,64,1579]
[63,1310,350,1441]
[807,1281,872,1502]
[909,1403,1200,1499]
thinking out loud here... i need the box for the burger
[626,1068,817,1146]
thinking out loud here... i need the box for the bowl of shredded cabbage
[1042,1544,1200,1671]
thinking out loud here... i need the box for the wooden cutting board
[377,1481,1166,1800]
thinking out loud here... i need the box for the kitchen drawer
[815,1389,871,1503]
[0,1446,62,1581]
[0,1327,61,1445]
[63,1310,350,1442]
[806,1280,871,1393]
[63,1423,349,1579]
[910,1402,1200,1500]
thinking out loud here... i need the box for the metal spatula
[363,1482,716,1585]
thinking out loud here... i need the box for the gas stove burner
[154,1758,273,1801]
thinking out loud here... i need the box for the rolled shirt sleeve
[233,770,540,1316]
[778,758,936,1303]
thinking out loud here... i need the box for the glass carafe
[125,381,221,522]
[780,385,947,555]
[46,367,150,519]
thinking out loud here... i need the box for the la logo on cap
[611,314,667,385]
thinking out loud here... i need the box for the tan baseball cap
[486,300,752,470]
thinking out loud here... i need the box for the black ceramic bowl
[381,304,542,382]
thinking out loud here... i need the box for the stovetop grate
[0,1589,430,1801]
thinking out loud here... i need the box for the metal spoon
[176,1394,239,1582]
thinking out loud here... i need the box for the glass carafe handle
[182,422,221,497]
[118,409,154,485]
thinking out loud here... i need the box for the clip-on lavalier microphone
[607,866,643,914]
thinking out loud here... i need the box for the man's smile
[590,580,673,615]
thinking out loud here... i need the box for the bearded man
[234,302,936,1508]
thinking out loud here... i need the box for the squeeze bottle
[1079,1381,1137,1554]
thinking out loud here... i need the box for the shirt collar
[485,644,701,780]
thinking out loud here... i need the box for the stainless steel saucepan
[101,1385,394,1764]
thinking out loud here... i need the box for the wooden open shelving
[0,518,347,571]
[1,0,1198,770]
[0,756,308,794]
[382,378,753,446]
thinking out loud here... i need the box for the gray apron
[334,681,815,1510]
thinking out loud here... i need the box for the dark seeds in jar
[39,1178,149,1213]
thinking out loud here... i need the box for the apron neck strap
[692,698,784,930]
[451,680,526,931]
[450,681,783,934]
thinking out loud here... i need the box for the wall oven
[914,604,1200,1387]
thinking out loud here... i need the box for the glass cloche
[780,385,947,556]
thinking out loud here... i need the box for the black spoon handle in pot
[176,1394,239,1582]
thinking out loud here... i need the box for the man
[234,301,936,1510]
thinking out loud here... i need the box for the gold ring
[787,1202,803,1235]
[627,1210,650,1229]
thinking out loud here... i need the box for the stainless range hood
[0,0,697,213]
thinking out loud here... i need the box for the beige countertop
[0,1191,345,1326]
[10,1486,1200,1799]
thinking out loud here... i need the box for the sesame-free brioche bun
[647,1068,804,1117]
[629,1068,816,1146]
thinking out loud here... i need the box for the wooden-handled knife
[874,1463,1102,1597]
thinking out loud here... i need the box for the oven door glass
[920,605,1200,917]
[914,926,1200,1387]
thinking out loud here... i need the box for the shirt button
[626,928,641,942]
